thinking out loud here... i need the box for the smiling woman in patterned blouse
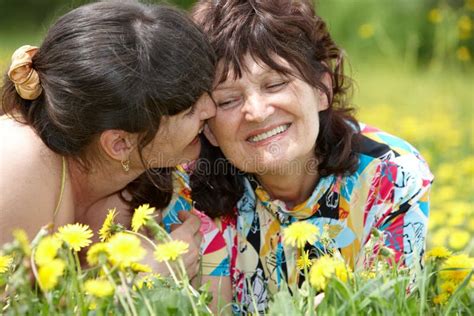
[158,0,434,313]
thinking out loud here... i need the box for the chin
[236,157,289,175]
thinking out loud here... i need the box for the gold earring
[121,159,130,172]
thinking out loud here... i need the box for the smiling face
[140,93,216,168]
[207,55,328,175]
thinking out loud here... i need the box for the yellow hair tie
[7,45,42,100]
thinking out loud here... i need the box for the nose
[198,94,216,121]
[241,92,274,123]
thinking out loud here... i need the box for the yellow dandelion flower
[0,254,13,273]
[458,15,472,39]
[358,23,375,39]
[448,230,470,250]
[309,255,351,291]
[12,229,31,255]
[107,232,146,267]
[130,262,152,273]
[426,246,452,259]
[334,260,353,283]
[56,223,93,252]
[440,254,474,283]
[283,221,320,249]
[86,242,109,266]
[134,275,155,290]
[99,208,117,242]
[154,240,189,262]
[433,292,450,305]
[431,228,449,247]
[131,204,155,232]
[309,256,335,291]
[35,235,62,266]
[458,15,472,31]
[297,251,313,270]
[84,279,115,298]
[38,258,65,291]
[440,281,458,294]
[457,46,471,62]
[428,8,443,24]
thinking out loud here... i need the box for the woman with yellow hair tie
[0,0,216,279]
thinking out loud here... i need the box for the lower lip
[247,124,291,146]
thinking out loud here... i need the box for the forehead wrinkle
[214,56,285,91]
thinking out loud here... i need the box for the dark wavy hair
[1,0,216,209]
[190,0,361,218]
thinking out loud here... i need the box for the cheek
[303,115,320,149]
[211,113,237,143]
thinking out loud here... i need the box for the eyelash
[266,81,287,90]
[218,98,240,108]
[216,80,288,108]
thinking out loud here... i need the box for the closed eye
[266,81,288,91]
[218,97,241,109]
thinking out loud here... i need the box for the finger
[194,231,203,245]
[169,211,192,231]
[170,223,180,231]
[183,256,200,278]
[177,210,192,222]
[177,212,201,234]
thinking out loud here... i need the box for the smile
[247,123,291,143]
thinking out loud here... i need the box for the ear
[99,130,135,162]
[203,123,219,147]
[317,71,332,111]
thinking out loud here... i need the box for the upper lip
[246,123,291,140]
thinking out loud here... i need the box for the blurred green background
[1,0,473,253]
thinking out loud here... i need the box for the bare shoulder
[0,118,63,243]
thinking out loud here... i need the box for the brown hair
[1,1,216,209]
[190,0,361,217]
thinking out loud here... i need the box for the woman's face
[207,55,327,174]
[142,93,216,168]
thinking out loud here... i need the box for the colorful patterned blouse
[161,123,434,313]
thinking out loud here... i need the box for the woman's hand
[169,211,203,279]
[140,211,202,279]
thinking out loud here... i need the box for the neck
[68,158,142,218]
[255,164,319,208]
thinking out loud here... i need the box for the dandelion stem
[119,272,138,316]
[102,265,131,315]
[67,249,85,312]
[125,230,157,249]
[73,251,86,314]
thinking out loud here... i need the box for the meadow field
[1,0,471,254]
[0,0,473,314]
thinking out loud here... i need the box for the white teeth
[198,126,204,134]
[248,124,290,143]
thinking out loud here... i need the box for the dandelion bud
[371,227,381,238]
[379,246,395,257]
